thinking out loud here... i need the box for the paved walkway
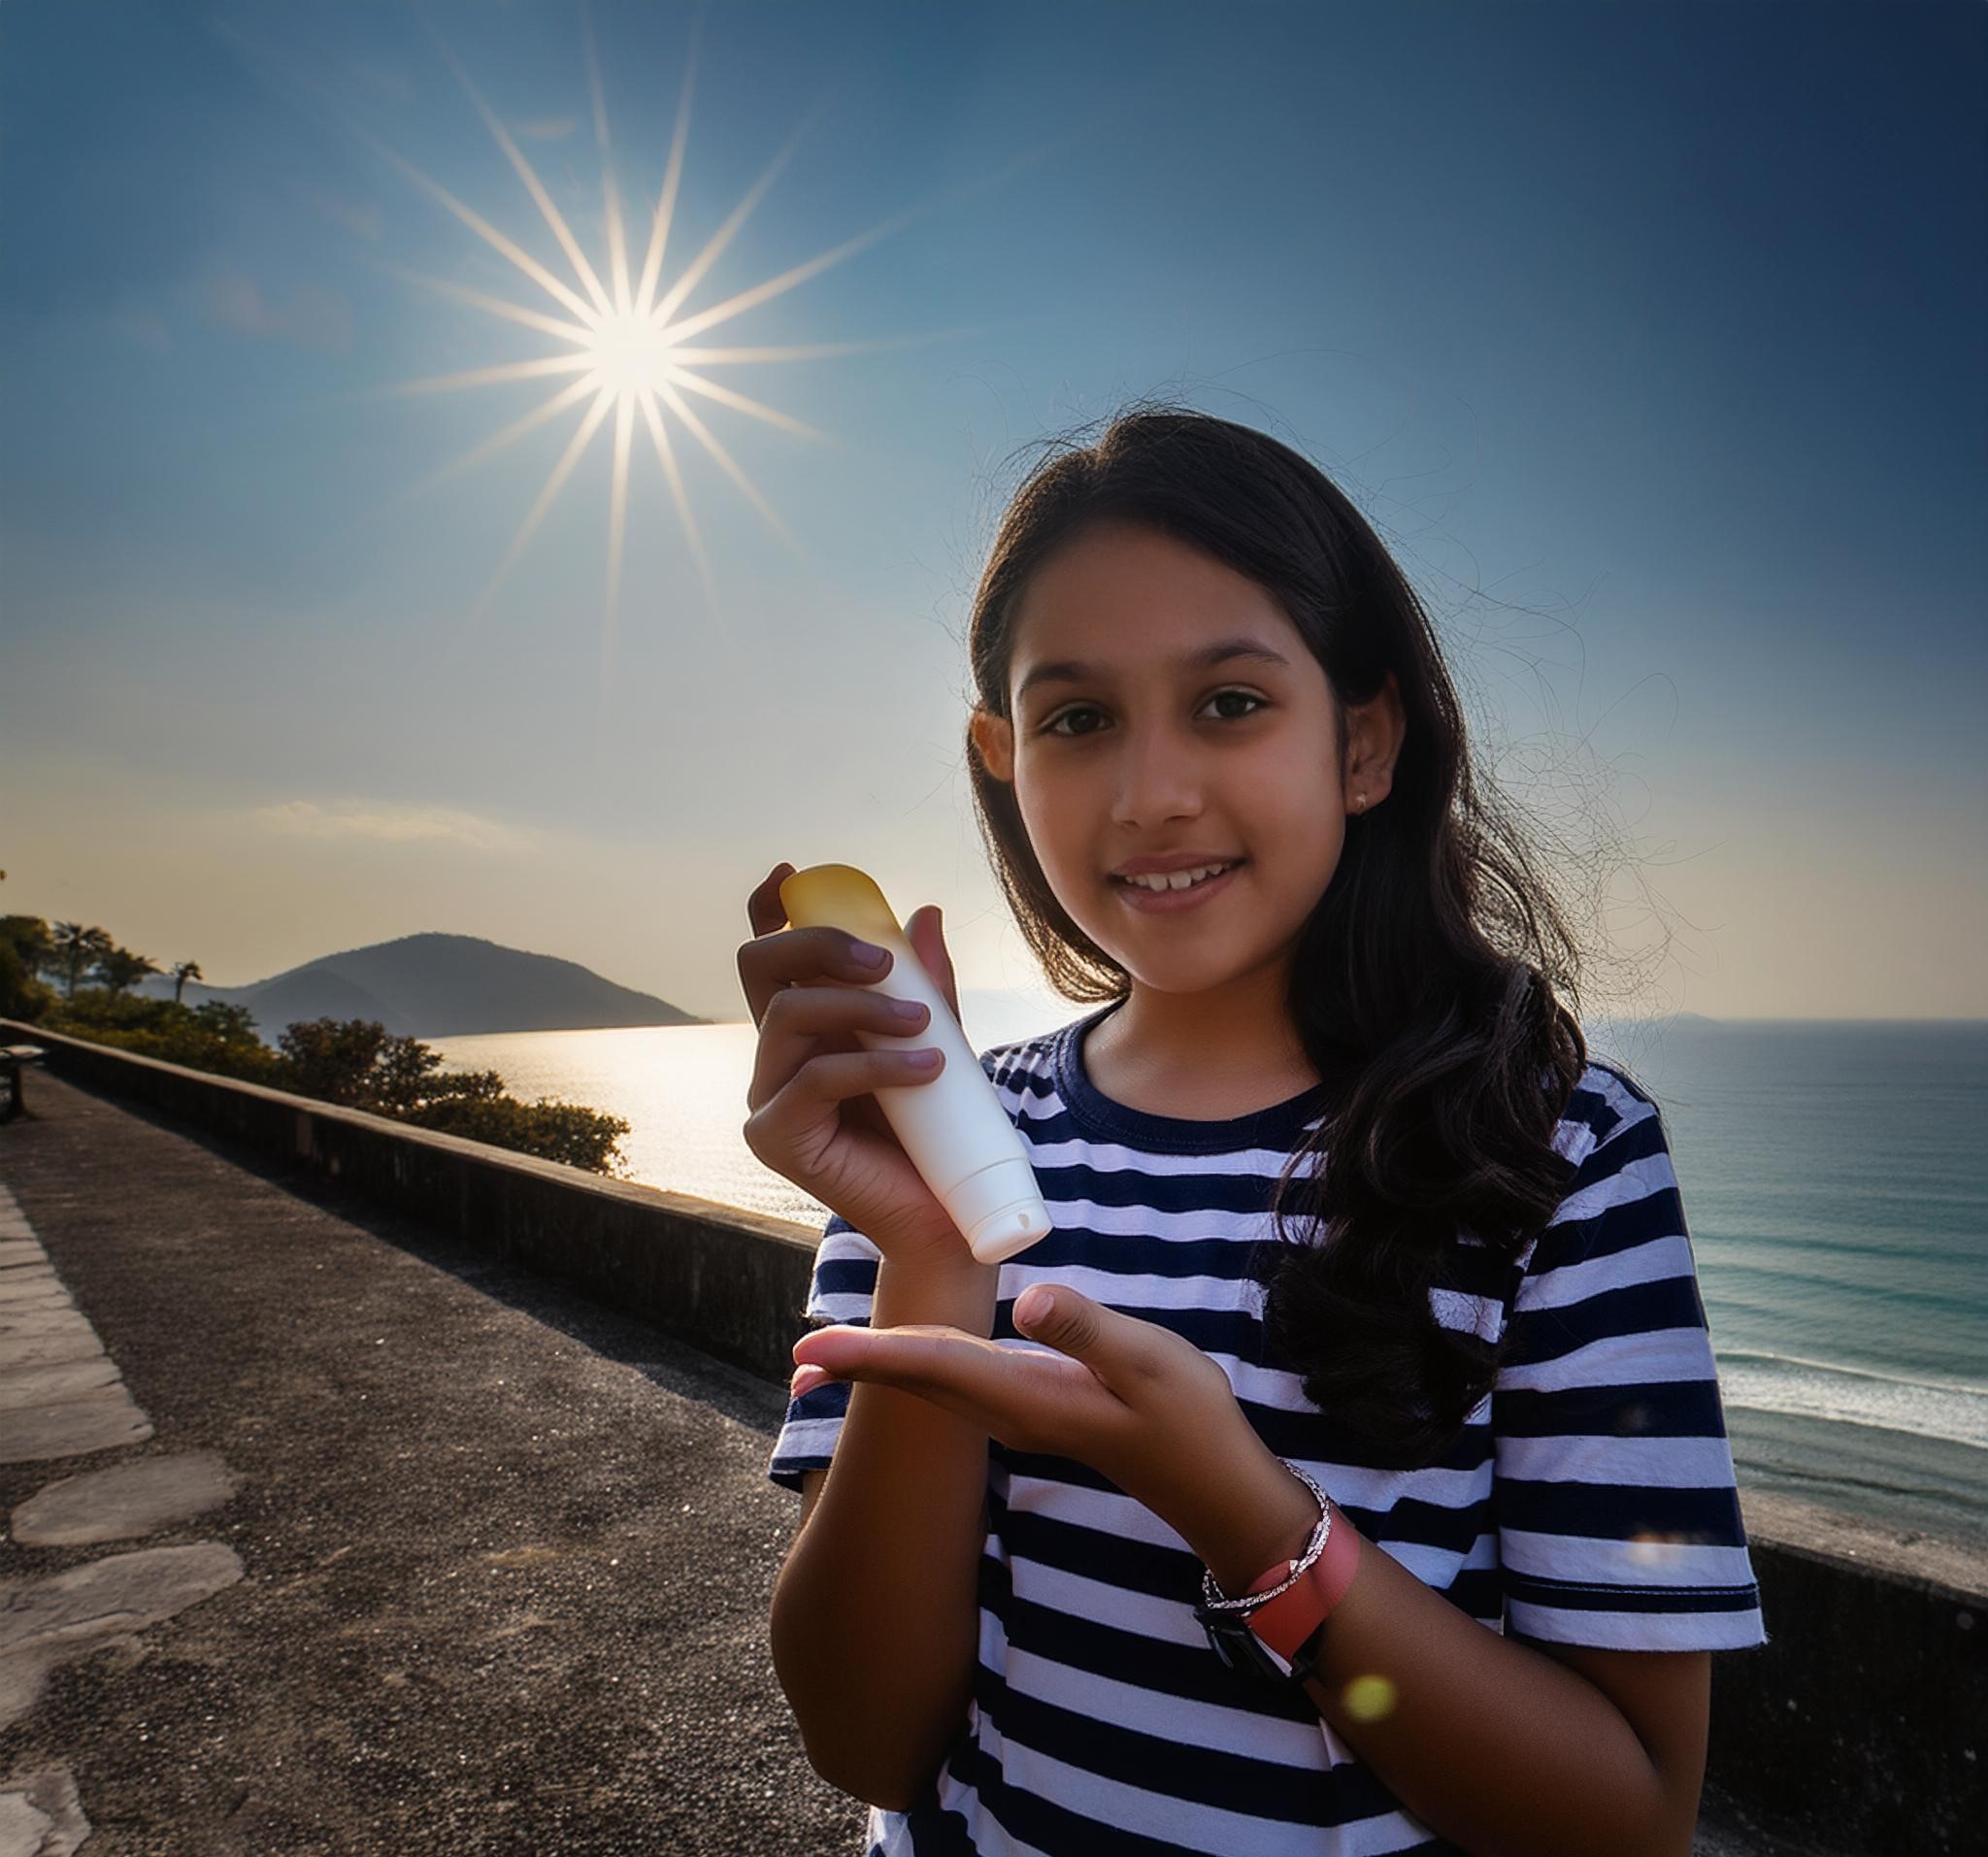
[0,1073,1812,1855]
[0,1072,867,1855]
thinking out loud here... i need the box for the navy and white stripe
[767,1002,1766,1855]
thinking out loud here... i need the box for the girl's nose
[1111,734,1207,833]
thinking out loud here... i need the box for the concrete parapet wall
[1709,1494,1982,1854]
[8,1019,1983,1855]
[0,1021,820,1387]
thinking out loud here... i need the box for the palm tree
[50,923,84,997]
[97,947,163,995]
[50,923,114,1000]
[171,959,204,1005]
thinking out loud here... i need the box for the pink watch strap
[1243,1501,1363,1663]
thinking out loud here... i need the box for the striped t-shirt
[766,1000,1767,1855]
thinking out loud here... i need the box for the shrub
[39,995,631,1177]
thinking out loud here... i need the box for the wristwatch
[1193,1462,1362,1687]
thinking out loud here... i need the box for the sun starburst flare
[355,9,953,666]
[213,2,1075,709]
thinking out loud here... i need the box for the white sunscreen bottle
[779,862,1052,1267]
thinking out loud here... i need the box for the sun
[586,313,677,403]
[348,10,939,652]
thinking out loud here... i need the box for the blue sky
[4,0,1982,1021]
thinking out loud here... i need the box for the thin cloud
[515,116,577,141]
[199,270,355,353]
[253,800,539,854]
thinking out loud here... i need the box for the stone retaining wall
[7,1019,1982,1856]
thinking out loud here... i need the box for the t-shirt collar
[1052,999,1339,1153]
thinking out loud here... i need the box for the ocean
[428,1004,1988,1554]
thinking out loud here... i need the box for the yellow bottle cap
[779,864,904,945]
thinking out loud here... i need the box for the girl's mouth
[1110,860,1245,912]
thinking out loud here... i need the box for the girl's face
[971,521,1400,999]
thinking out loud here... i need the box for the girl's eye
[1041,689,1268,738]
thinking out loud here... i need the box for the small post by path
[0,1045,47,1123]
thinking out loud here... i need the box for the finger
[746,984,937,1114]
[736,912,896,1030]
[745,1047,947,1152]
[790,1323,1121,1452]
[738,863,799,1026]
[746,862,796,939]
[902,905,962,1023]
[1012,1287,1182,1390]
[791,1322,1035,1409]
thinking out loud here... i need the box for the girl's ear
[1343,670,1407,804]
[970,708,1016,783]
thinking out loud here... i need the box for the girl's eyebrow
[1014,638,1291,706]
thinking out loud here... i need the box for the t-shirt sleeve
[1492,1066,1769,1650]
[764,1211,881,1494]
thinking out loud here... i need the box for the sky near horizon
[4,0,1983,1024]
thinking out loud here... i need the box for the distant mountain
[135,932,709,1044]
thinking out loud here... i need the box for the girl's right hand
[738,861,982,1277]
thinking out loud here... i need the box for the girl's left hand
[789,1283,1276,1557]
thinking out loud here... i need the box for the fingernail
[850,941,888,968]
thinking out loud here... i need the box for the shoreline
[1724,1401,1988,1563]
[1735,1486,1988,1595]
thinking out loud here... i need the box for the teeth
[1123,862,1233,891]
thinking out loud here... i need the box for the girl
[740,407,1764,1856]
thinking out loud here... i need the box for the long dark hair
[963,404,1595,1466]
